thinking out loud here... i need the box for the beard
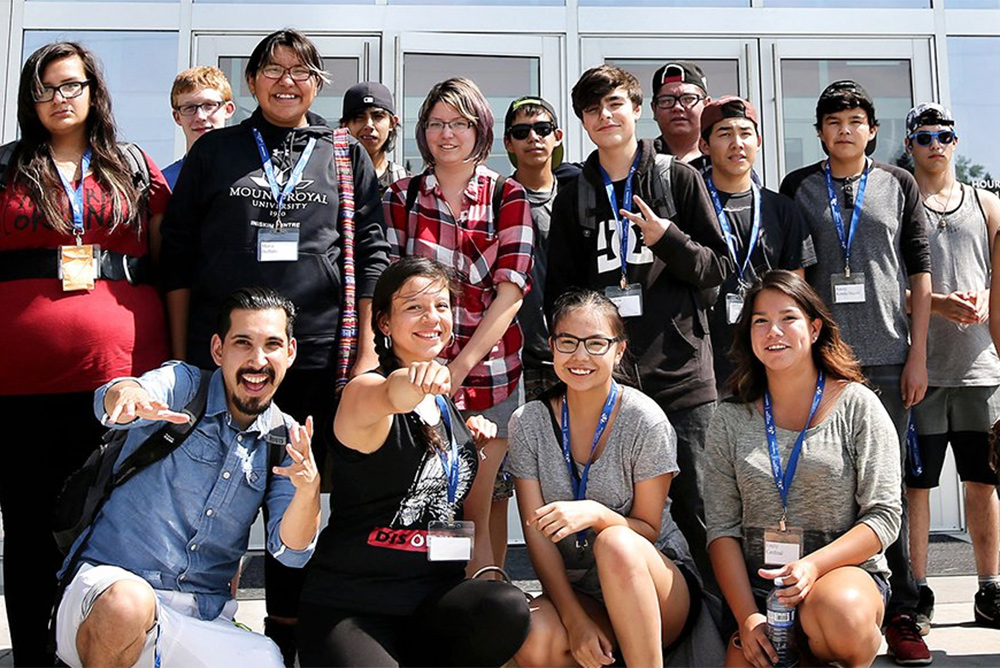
[230,366,277,417]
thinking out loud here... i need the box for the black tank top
[302,390,478,614]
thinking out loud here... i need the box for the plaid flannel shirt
[384,165,534,411]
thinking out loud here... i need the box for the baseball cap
[817,80,878,156]
[906,102,955,135]
[341,82,395,121]
[700,95,759,139]
[652,61,708,96]
[504,96,564,169]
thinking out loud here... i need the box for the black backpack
[53,369,214,556]
[0,140,151,196]
[575,153,677,236]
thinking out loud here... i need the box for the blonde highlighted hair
[170,66,233,108]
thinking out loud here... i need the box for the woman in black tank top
[297,257,530,667]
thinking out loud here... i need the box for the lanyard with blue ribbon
[250,127,317,227]
[599,152,641,289]
[56,148,92,244]
[706,176,761,291]
[763,371,825,530]
[434,396,461,521]
[823,161,869,278]
[561,382,619,549]
[907,415,923,477]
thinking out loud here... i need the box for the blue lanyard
[823,161,869,277]
[599,152,641,289]
[56,148,92,242]
[907,415,923,477]
[561,382,619,548]
[250,128,317,225]
[763,371,825,524]
[434,396,461,513]
[706,176,761,287]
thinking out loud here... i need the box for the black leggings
[297,579,530,667]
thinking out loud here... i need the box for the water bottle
[767,581,799,667]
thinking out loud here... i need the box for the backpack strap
[405,173,424,214]
[490,174,507,236]
[118,142,151,196]
[0,140,18,190]
[646,153,677,220]
[332,128,359,390]
[577,171,599,232]
[265,412,291,485]
[112,369,213,487]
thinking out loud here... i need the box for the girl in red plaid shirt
[384,77,534,570]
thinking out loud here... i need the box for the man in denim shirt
[55,287,321,667]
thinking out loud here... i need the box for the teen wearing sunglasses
[904,103,1000,636]
[509,289,711,668]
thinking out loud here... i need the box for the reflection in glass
[607,59,740,146]
[403,53,540,174]
[22,31,178,169]
[779,59,912,176]
[219,56,361,128]
[947,37,1000,196]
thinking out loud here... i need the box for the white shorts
[56,563,283,668]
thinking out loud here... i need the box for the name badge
[604,284,643,318]
[831,273,866,304]
[257,228,299,262]
[427,520,474,561]
[726,293,744,325]
[58,244,99,292]
[763,526,803,566]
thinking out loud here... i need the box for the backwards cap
[906,102,954,135]
[652,61,708,96]
[816,80,878,156]
[700,95,759,139]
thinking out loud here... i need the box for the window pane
[22,31,178,169]
[607,58,740,146]
[947,37,1000,196]
[762,0,927,5]
[581,0,747,5]
[391,0,560,4]
[402,53,540,174]
[779,59,913,175]
[218,57,360,127]
[945,0,1000,7]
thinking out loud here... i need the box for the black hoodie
[545,139,729,412]
[161,109,389,370]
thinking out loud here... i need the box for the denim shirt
[71,361,315,621]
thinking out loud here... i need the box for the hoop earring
[385,333,393,349]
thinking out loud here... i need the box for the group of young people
[3,24,1000,668]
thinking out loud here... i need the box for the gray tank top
[925,184,1000,386]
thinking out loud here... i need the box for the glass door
[579,37,758,167]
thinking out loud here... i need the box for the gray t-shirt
[704,382,902,601]
[780,160,931,366]
[508,386,695,598]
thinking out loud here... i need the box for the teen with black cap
[341,81,408,194]
[650,61,711,170]
[780,79,933,666]
[904,102,1000,635]
[698,96,816,398]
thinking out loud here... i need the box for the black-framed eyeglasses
[507,121,557,141]
[34,80,90,103]
[552,334,621,356]
[653,93,705,110]
[259,64,314,82]
[909,130,957,147]
[175,100,227,117]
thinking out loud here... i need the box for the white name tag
[831,273,866,304]
[257,229,299,262]
[604,284,643,318]
[726,293,744,325]
[763,526,803,566]
[427,520,475,561]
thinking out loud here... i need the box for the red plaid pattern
[384,165,534,411]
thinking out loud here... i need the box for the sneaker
[915,584,935,635]
[885,614,933,666]
[974,581,1000,628]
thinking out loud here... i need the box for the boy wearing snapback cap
[780,80,933,666]
[698,96,815,397]
[341,82,408,195]
[904,102,1000,634]
[650,61,711,171]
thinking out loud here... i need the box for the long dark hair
[371,257,459,453]
[15,42,142,234]
[728,270,865,403]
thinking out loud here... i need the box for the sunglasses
[507,121,556,140]
[909,130,957,147]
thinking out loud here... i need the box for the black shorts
[906,432,999,487]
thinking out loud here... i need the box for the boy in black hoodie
[545,64,729,585]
